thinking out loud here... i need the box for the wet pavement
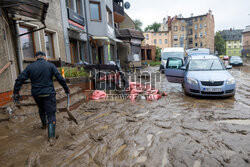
[0,61,250,167]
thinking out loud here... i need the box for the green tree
[134,19,143,32]
[155,47,161,61]
[144,22,161,32]
[215,32,226,55]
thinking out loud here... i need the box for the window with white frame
[200,24,203,29]
[174,35,178,40]
[165,39,168,44]
[181,26,185,31]
[44,31,55,59]
[106,7,113,26]
[159,39,162,44]
[194,24,197,30]
[195,33,198,39]
[19,25,36,59]
[154,39,157,44]
[76,0,82,15]
[146,34,149,40]
[90,1,101,21]
[199,32,203,38]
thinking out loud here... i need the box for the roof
[118,29,144,40]
[162,47,184,52]
[243,26,250,33]
[190,55,218,59]
[0,0,49,24]
[220,29,243,41]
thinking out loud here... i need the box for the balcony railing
[113,1,124,16]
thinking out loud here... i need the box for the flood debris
[25,152,41,167]
[91,90,107,100]
[1,65,250,166]
[127,82,167,102]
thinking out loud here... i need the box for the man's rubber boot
[48,122,56,146]
[40,116,47,129]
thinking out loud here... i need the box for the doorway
[69,39,79,64]
[98,46,104,64]
[147,49,152,60]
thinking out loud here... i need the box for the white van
[186,48,210,56]
[160,47,185,73]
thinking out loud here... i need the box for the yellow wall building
[143,31,172,49]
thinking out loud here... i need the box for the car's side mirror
[226,65,232,69]
[181,66,186,70]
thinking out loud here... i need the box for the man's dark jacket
[14,58,69,96]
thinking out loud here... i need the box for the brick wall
[141,45,156,61]
[0,90,12,106]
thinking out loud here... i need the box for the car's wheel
[182,84,189,96]
[230,93,235,98]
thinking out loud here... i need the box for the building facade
[143,31,172,50]
[242,25,250,57]
[183,11,214,53]
[170,16,187,48]
[0,0,66,105]
[143,10,215,53]
[220,29,243,57]
[61,0,89,64]
[61,0,122,65]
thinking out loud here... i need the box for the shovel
[66,93,78,125]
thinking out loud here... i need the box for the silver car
[229,56,243,66]
[165,55,236,97]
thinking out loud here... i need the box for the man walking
[13,51,70,143]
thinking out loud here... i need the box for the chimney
[208,9,212,15]
[163,17,166,24]
[168,16,172,30]
[191,13,194,17]
[230,28,232,31]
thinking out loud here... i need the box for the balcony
[113,1,125,23]
[67,8,85,31]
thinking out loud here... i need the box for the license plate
[203,88,222,92]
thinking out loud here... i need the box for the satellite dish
[124,2,130,9]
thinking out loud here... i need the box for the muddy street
[1,62,250,167]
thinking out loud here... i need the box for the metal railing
[113,1,124,16]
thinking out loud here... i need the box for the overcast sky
[125,0,250,31]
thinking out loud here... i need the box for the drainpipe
[13,20,23,73]
[83,0,92,64]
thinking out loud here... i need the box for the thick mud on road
[1,61,250,167]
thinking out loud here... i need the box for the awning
[0,0,49,24]
[91,36,109,41]
[109,36,123,43]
